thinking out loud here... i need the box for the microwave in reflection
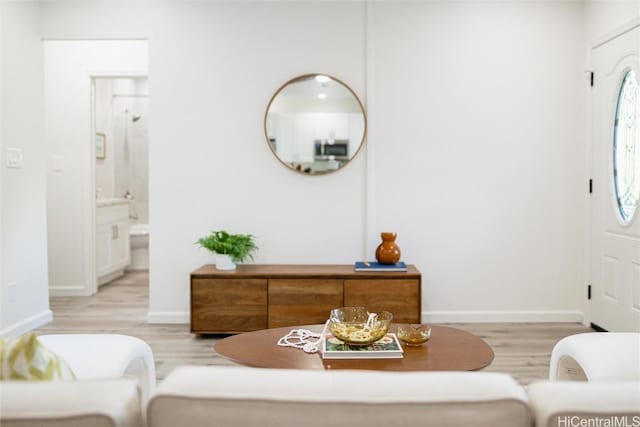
[314,139,349,159]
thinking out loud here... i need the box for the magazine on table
[321,333,404,359]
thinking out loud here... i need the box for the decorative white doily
[277,321,329,354]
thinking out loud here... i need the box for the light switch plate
[6,148,23,168]
[8,281,17,303]
[53,155,64,172]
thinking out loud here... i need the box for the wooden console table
[190,264,421,334]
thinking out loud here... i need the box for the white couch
[4,365,638,427]
[2,332,639,427]
[146,365,640,427]
[147,366,531,427]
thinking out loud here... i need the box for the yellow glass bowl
[396,324,432,347]
[328,307,393,346]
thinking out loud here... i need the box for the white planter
[215,254,236,270]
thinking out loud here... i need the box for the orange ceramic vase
[375,232,401,264]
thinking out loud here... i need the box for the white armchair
[1,334,155,427]
[528,381,640,427]
[38,334,156,401]
[526,332,640,427]
[549,332,640,381]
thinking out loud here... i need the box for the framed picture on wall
[95,133,106,159]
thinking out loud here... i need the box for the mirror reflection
[264,74,366,175]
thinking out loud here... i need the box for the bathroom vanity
[96,199,130,285]
[190,264,421,334]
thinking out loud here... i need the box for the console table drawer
[344,279,421,323]
[191,278,267,333]
[268,279,343,328]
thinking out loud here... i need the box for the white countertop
[96,198,129,207]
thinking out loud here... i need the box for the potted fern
[197,230,258,270]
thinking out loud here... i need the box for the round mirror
[264,74,366,175]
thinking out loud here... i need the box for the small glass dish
[396,324,432,347]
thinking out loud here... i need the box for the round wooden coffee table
[215,324,494,371]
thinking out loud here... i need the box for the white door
[590,24,640,332]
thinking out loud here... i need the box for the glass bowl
[327,307,393,346]
[396,324,432,347]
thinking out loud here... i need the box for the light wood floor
[37,271,592,385]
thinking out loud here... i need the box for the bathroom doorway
[44,40,148,298]
[94,77,149,290]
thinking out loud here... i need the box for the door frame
[586,17,640,327]
[88,71,148,295]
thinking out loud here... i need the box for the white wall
[147,2,367,322]
[36,1,609,324]
[369,1,586,322]
[584,0,640,43]
[0,2,52,337]
[44,41,147,296]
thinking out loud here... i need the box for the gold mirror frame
[264,74,367,175]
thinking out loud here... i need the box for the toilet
[129,223,149,270]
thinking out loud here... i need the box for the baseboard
[147,311,190,324]
[49,286,91,297]
[98,269,125,286]
[422,310,584,323]
[125,266,149,272]
[0,310,53,338]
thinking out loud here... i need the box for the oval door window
[613,70,639,222]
